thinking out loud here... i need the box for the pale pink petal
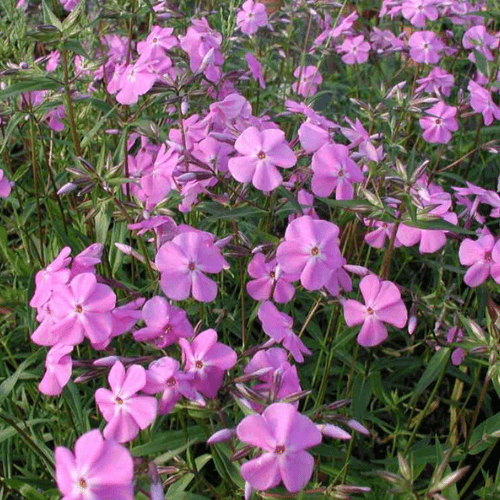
[108,360,126,394]
[95,388,116,421]
[464,261,490,287]
[228,156,257,184]
[88,439,134,484]
[55,447,76,495]
[376,300,408,328]
[235,126,262,155]
[237,414,276,451]
[103,411,140,443]
[74,429,104,472]
[459,239,484,265]
[279,450,314,492]
[191,270,218,302]
[357,316,388,347]
[120,364,146,398]
[125,396,157,428]
[160,270,191,300]
[359,274,381,307]
[240,453,281,491]
[343,299,366,326]
[276,241,309,274]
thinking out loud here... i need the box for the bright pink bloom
[246,253,297,303]
[155,231,229,302]
[39,344,73,396]
[258,301,311,363]
[276,215,343,291]
[364,220,402,249]
[463,25,498,62]
[134,296,194,347]
[137,26,177,60]
[116,57,157,105]
[228,126,296,192]
[468,80,500,126]
[338,35,370,64]
[236,0,268,35]
[343,274,407,347]
[110,298,145,337]
[0,169,12,198]
[236,403,322,492]
[447,327,465,366]
[70,243,103,278]
[179,329,237,398]
[311,143,364,200]
[55,429,134,500]
[416,67,455,96]
[45,50,60,72]
[37,273,116,348]
[30,247,71,309]
[408,31,444,64]
[95,361,157,443]
[401,0,439,27]
[419,101,458,144]
[340,117,382,162]
[458,234,500,287]
[292,66,322,97]
[143,356,203,414]
[246,53,266,88]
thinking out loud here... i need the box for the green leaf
[468,411,500,455]
[131,427,204,457]
[0,79,61,100]
[211,443,244,488]
[60,39,90,59]
[409,348,449,407]
[41,0,62,31]
[3,478,49,500]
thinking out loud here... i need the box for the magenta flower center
[484,251,492,262]
[167,376,176,387]
[153,37,158,43]
[75,304,83,314]
[195,360,203,369]
[435,118,441,125]
[337,169,345,177]
[257,151,266,160]
[310,246,319,256]
[269,271,276,279]
[188,262,196,271]
[115,397,124,405]
[165,324,172,334]
[274,445,286,454]
[366,307,374,315]
[78,478,87,489]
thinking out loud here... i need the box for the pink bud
[93,355,120,367]
[317,424,351,440]
[408,316,417,335]
[347,419,370,435]
[207,428,235,445]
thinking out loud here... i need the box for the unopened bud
[244,481,253,500]
[429,466,470,494]
[196,48,214,75]
[93,356,120,367]
[181,99,189,115]
[398,453,411,481]
[408,316,417,335]
[148,462,164,500]
[317,424,351,440]
[343,265,370,276]
[230,445,253,462]
[57,182,78,195]
[215,235,233,248]
[335,485,371,494]
[207,428,235,445]
[280,389,312,403]
[347,419,370,435]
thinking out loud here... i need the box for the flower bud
[207,428,235,445]
[317,424,351,440]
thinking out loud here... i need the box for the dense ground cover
[1,0,500,499]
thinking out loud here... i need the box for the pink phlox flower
[276,215,343,291]
[95,361,157,443]
[155,231,229,302]
[29,247,71,309]
[311,143,364,200]
[143,356,204,414]
[45,50,60,72]
[458,234,500,287]
[416,67,455,96]
[168,113,210,151]
[236,0,269,36]
[340,117,382,162]
[60,0,79,11]
[209,93,252,129]
[298,120,330,153]
[292,66,323,97]
[419,101,458,144]
[313,12,358,45]
[324,259,353,297]
[110,297,145,337]
[408,30,444,64]
[0,169,13,198]
[453,181,500,222]
[288,189,319,222]
[258,301,311,363]
[364,219,402,249]
[70,243,103,278]
[179,329,237,398]
[401,0,439,27]
[45,105,66,132]
[338,35,370,64]
[244,348,302,410]
[36,272,116,348]
[55,429,134,500]
[247,253,298,303]
[343,274,407,347]
[192,136,232,173]
[370,27,406,53]
[179,18,223,83]
[228,126,296,192]
[246,53,266,89]
[446,327,465,366]
[397,186,458,253]
[38,344,73,396]
[137,26,178,60]
[128,214,178,249]
[134,296,194,347]
[380,0,403,20]
[463,25,498,62]
[236,402,322,492]
[468,80,500,126]
[116,56,157,105]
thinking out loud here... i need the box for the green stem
[61,49,82,157]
